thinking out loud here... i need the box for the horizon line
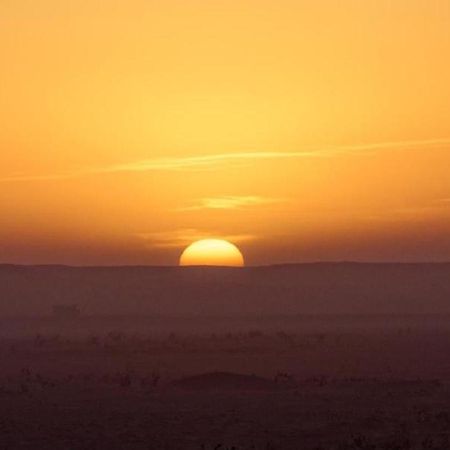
[1,261,450,269]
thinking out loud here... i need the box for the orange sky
[1,0,449,265]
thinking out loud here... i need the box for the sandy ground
[1,320,450,449]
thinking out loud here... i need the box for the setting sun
[179,239,245,267]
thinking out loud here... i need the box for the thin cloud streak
[82,137,450,174]
[1,137,449,182]
[177,195,286,211]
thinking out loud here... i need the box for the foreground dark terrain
[1,315,450,449]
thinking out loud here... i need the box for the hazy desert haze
[1,263,449,317]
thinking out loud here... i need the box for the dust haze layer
[0,263,449,316]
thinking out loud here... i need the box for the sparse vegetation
[0,323,449,449]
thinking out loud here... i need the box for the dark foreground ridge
[0,262,449,316]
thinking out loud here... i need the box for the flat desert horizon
[1,262,449,317]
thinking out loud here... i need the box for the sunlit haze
[1,0,449,265]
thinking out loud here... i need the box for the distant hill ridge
[0,263,449,316]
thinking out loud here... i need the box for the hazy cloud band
[2,137,449,183]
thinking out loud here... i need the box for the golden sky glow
[0,0,449,265]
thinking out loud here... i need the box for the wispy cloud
[177,195,286,211]
[138,228,255,249]
[88,138,450,176]
[1,137,449,182]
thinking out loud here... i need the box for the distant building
[52,304,81,319]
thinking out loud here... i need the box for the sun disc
[179,239,244,267]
